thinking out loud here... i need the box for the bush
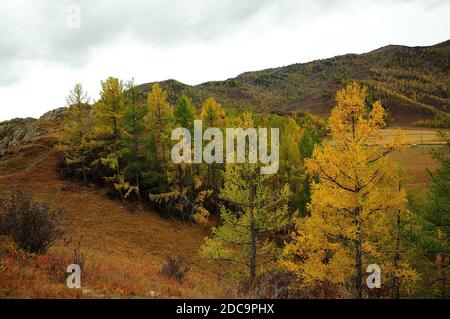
[0,235,25,259]
[72,237,88,271]
[161,255,190,281]
[238,270,296,299]
[0,191,66,254]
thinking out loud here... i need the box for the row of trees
[200,82,449,298]
[58,78,324,222]
[58,79,448,298]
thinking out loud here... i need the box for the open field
[381,127,448,146]
[383,127,445,189]
[389,146,439,189]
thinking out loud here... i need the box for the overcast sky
[0,0,449,121]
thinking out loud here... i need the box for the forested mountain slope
[138,40,450,124]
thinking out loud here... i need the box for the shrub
[0,235,26,260]
[72,237,88,271]
[161,255,190,281]
[0,191,66,254]
[238,270,296,299]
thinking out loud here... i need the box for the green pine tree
[120,78,147,200]
[419,131,450,297]
[200,114,291,295]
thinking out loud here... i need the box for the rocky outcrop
[39,107,67,122]
[0,118,41,156]
[0,107,67,158]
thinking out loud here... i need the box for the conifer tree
[379,170,420,299]
[91,77,127,194]
[268,115,308,216]
[200,98,226,213]
[172,96,205,220]
[121,78,146,200]
[149,94,211,221]
[144,83,174,182]
[175,95,196,131]
[93,77,125,141]
[57,83,92,182]
[417,131,450,297]
[282,82,409,298]
[201,113,291,295]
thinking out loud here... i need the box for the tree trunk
[136,173,141,203]
[439,254,447,299]
[354,207,363,299]
[355,237,363,299]
[81,158,87,183]
[249,179,257,297]
[394,210,401,299]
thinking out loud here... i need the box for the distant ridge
[137,39,449,124]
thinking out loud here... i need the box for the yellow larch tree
[91,77,128,196]
[93,77,125,142]
[282,82,412,298]
[200,97,226,128]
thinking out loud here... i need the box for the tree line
[58,79,449,298]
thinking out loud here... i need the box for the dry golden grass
[389,146,439,190]
[380,127,448,145]
[0,144,227,298]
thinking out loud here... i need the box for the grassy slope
[0,125,225,298]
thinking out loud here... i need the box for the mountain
[137,40,450,125]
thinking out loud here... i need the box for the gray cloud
[0,0,273,85]
[0,0,448,86]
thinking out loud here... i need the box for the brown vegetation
[0,125,225,298]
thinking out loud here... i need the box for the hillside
[137,40,450,125]
[0,117,224,298]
